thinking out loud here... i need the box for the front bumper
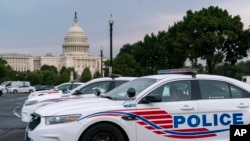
[21,105,38,122]
[26,117,84,141]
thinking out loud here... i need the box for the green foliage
[213,63,240,79]
[0,58,12,82]
[27,72,43,85]
[41,65,58,74]
[190,61,206,74]
[113,54,140,76]
[0,58,7,65]
[57,67,76,84]
[59,66,66,75]
[57,72,70,84]
[0,64,9,82]
[93,71,101,78]
[103,60,110,77]
[42,71,57,85]
[172,6,249,74]
[80,67,92,82]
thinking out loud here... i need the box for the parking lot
[0,93,28,141]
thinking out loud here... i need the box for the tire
[13,90,18,93]
[29,90,33,93]
[0,91,2,96]
[80,123,127,141]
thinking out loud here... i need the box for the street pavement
[0,93,28,141]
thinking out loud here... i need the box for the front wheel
[13,90,18,93]
[80,123,127,141]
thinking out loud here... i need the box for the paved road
[0,93,28,141]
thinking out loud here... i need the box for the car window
[149,80,191,102]
[114,80,129,87]
[57,83,81,90]
[229,84,249,98]
[106,78,157,100]
[200,80,230,99]
[78,81,110,94]
[69,84,82,90]
[198,80,247,99]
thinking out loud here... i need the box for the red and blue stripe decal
[78,108,229,139]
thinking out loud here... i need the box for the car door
[197,80,250,141]
[19,85,28,93]
[136,80,198,141]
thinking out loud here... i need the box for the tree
[171,6,250,74]
[213,63,240,79]
[42,71,57,85]
[0,58,12,82]
[116,43,134,57]
[0,64,9,82]
[57,67,76,84]
[0,58,7,64]
[190,61,206,74]
[41,65,58,74]
[157,30,186,69]
[93,71,101,78]
[113,54,140,76]
[80,67,92,82]
[27,71,43,85]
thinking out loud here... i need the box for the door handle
[181,105,194,110]
[237,103,249,108]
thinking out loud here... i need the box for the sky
[0,0,250,59]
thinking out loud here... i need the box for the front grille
[28,113,41,130]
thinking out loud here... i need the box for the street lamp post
[109,14,114,75]
[100,47,103,77]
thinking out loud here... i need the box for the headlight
[45,114,81,125]
[24,100,38,106]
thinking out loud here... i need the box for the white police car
[21,76,136,122]
[26,70,250,141]
[27,82,84,99]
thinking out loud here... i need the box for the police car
[21,76,136,122]
[26,70,250,141]
[27,82,84,99]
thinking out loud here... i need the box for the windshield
[105,78,157,100]
[57,83,81,91]
[1,81,10,86]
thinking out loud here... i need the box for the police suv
[26,70,250,141]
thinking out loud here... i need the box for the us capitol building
[0,13,107,76]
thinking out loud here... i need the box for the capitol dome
[62,12,89,55]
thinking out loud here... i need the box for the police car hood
[27,93,66,102]
[28,89,63,98]
[35,98,124,116]
[26,92,97,103]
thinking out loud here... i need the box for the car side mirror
[73,90,81,95]
[93,89,101,96]
[62,89,68,93]
[127,87,136,98]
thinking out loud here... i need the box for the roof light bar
[157,68,197,77]
[109,73,122,79]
